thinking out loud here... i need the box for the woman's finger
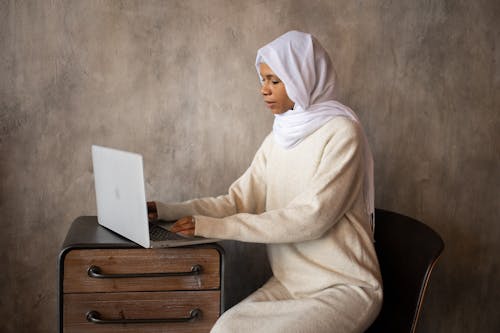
[171,216,195,236]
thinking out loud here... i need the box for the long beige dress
[157,117,383,333]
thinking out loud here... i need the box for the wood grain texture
[63,248,220,293]
[64,290,220,333]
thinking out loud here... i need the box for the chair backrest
[365,209,444,333]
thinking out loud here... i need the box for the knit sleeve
[194,122,364,243]
[155,135,270,221]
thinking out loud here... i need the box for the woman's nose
[261,83,271,96]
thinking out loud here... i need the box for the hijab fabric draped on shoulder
[255,31,375,236]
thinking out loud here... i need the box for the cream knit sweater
[157,117,382,297]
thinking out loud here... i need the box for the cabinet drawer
[64,290,220,333]
[63,248,220,293]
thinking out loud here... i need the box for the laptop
[91,145,219,248]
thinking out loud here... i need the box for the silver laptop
[91,145,218,248]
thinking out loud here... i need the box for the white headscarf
[255,31,375,235]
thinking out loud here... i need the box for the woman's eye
[272,80,280,85]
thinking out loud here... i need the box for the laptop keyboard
[149,224,187,241]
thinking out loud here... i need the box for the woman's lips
[265,101,276,108]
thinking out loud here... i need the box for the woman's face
[259,63,295,114]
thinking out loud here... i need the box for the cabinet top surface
[60,217,223,257]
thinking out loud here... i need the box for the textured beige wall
[1,0,499,332]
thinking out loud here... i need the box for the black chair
[365,209,444,333]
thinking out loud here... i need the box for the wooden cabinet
[59,217,224,333]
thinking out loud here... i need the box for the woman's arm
[194,123,365,243]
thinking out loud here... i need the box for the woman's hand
[170,216,196,237]
[147,201,158,221]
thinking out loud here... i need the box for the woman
[149,31,382,333]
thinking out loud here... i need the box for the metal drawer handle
[87,264,202,279]
[86,308,201,324]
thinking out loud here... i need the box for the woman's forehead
[259,63,277,76]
